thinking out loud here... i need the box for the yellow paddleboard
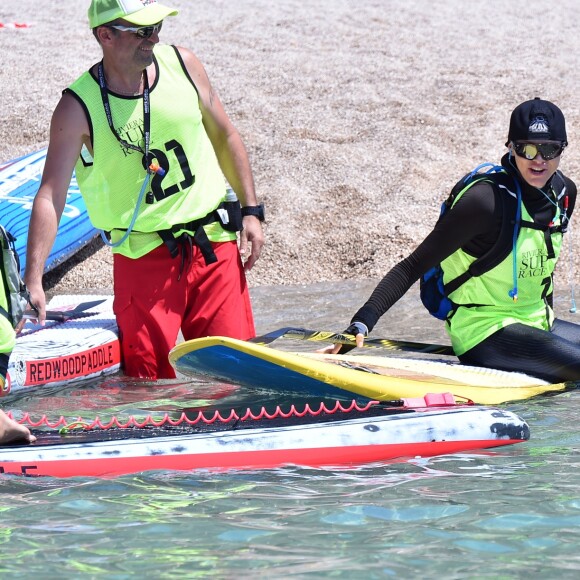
[169,337,574,405]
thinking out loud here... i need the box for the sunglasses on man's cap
[513,141,565,161]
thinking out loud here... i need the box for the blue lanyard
[96,62,153,248]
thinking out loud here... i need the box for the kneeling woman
[336,98,580,383]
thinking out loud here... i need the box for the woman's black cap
[506,97,567,145]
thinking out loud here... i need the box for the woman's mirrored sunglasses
[107,21,163,39]
[513,141,565,161]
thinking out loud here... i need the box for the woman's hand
[316,322,368,354]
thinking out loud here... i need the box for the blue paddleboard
[0,148,97,273]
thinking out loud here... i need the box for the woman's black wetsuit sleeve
[351,182,498,332]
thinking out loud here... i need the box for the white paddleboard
[5,295,120,395]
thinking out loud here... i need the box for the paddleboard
[4,295,120,396]
[0,148,97,273]
[169,337,573,405]
[0,401,529,477]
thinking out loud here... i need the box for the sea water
[1,280,579,578]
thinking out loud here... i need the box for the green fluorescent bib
[442,191,563,356]
[69,45,234,258]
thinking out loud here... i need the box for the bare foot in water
[0,410,36,445]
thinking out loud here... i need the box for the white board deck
[6,295,119,394]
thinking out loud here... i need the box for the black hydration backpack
[0,226,30,328]
[419,165,516,320]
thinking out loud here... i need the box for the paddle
[253,327,455,356]
[22,299,107,322]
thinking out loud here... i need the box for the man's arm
[24,93,89,319]
[176,46,264,270]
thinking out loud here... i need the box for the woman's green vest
[443,185,563,355]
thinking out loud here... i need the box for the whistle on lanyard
[148,160,166,176]
[146,161,166,203]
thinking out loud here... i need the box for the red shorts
[113,241,255,379]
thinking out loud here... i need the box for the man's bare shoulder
[173,46,207,78]
[51,91,90,138]
[174,45,198,63]
[55,91,86,118]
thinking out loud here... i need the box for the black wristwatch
[241,203,265,222]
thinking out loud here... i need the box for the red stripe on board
[24,340,121,386]
[0,439,525,478]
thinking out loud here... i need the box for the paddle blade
[23,299,106,322]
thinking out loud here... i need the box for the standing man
[25,0,265,379]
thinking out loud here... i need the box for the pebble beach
[1,0,580,295]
